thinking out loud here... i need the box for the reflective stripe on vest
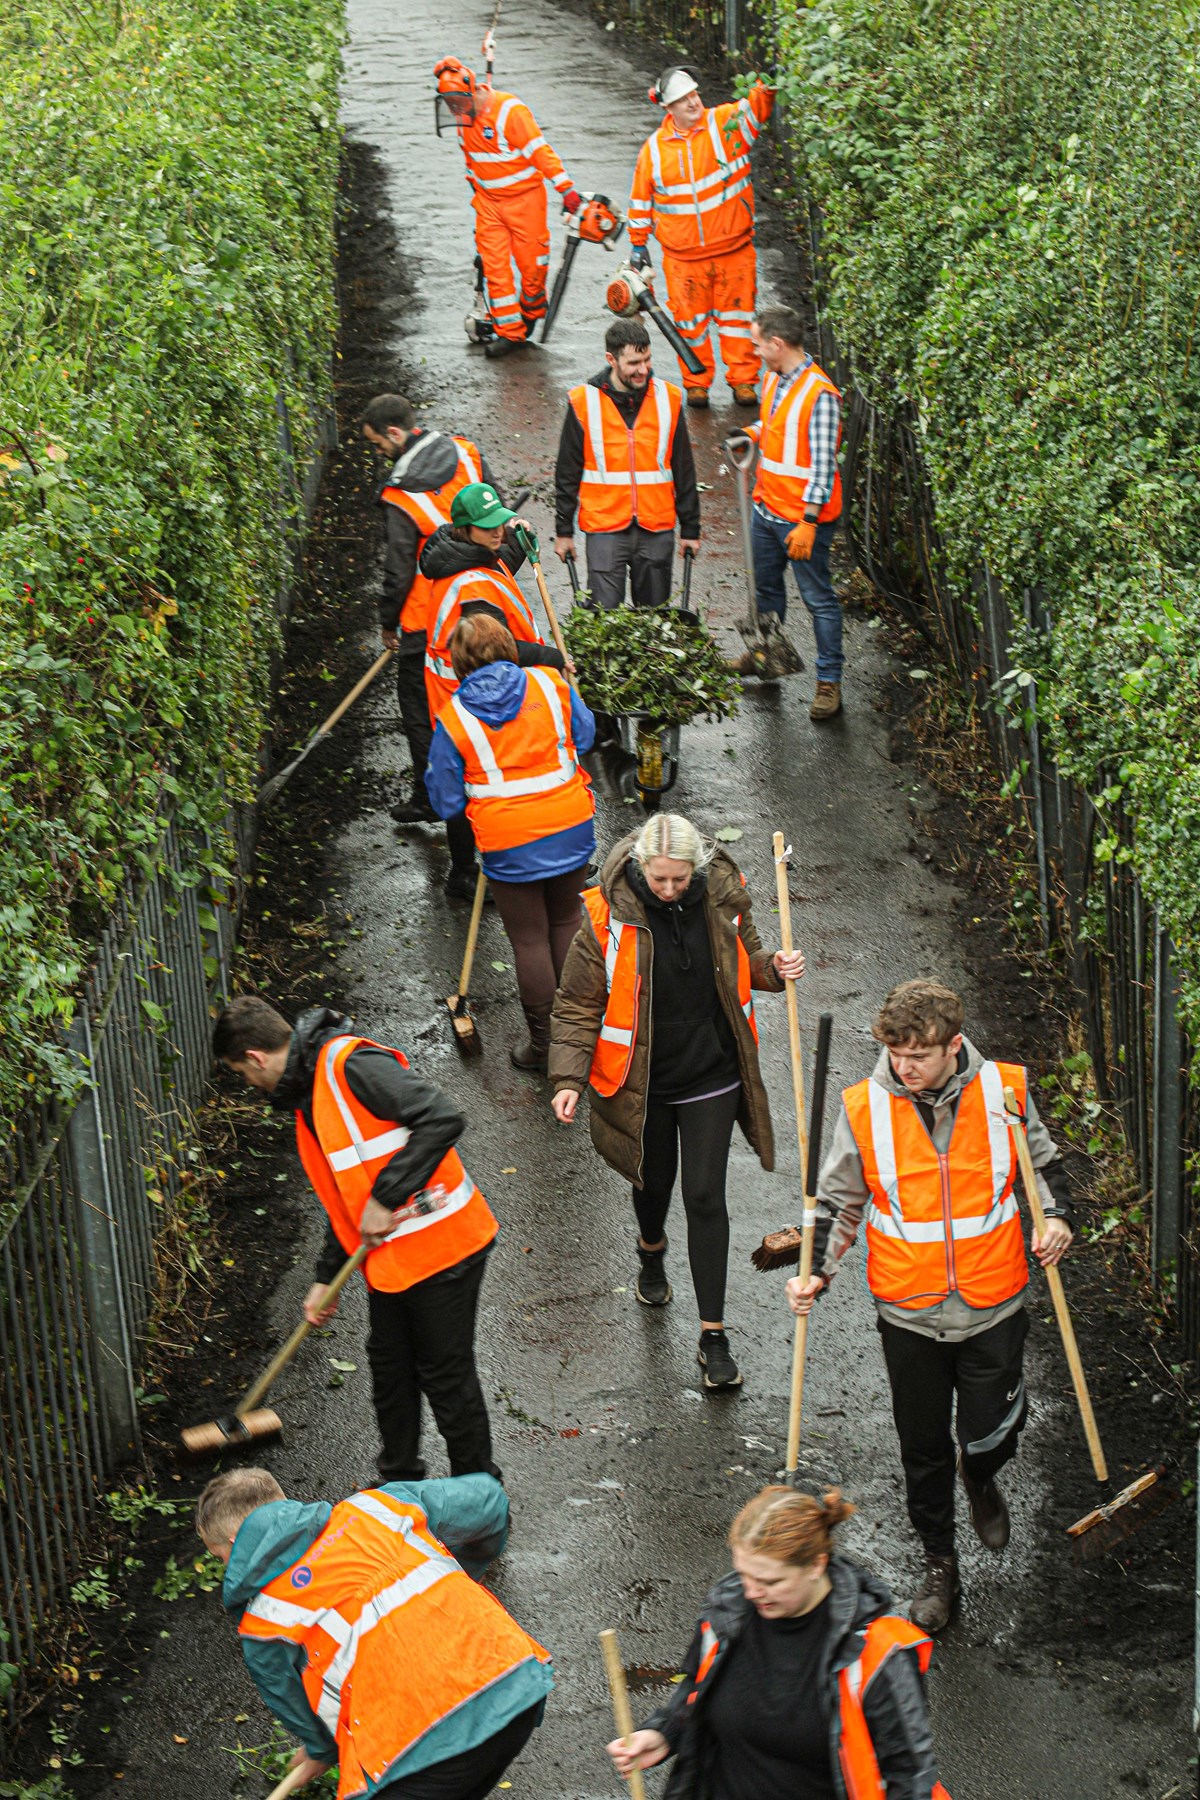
[639,104,757,254]
[845,1059,1028,1311]
[239,1490,551,1800]
[381,438,482,632]
[753,365,843,525]
[731,912,757,1038]
[569,379,680,534]
[424,568,540,685]
[836,1617,951,1800]
[441,667,594,854]
[294,1035,497,1293]
[451,668,575,798]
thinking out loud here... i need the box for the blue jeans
[751,510,842,683]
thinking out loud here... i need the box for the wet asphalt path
[107,1,1192,1794]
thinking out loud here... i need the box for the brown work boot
[909,1553,959,1635]
[510,1005,551,1074]
[731,382,758,407]
[809,681,842,721]
[685,388,710,409]
[959,1452,1011,1550]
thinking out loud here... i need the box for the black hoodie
[644,1558,946,1800]
[418,524,564,671]
[625,862,739,1103]
[376,428,502,634]
[269,1007,469,1283]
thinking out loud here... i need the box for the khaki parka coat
[549,837,783,1185]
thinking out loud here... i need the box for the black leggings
[489,865,590,1012]
[633,1087,741,1321]
[376,1703,541,1799]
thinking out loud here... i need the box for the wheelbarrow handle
[681,544,694,610]
[564,550,581,596]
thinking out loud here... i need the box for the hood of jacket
[869,1034,986,1105]
[222,1497,333,1618]
[420,522,505,582]
[385,427,464,495]
[453,659,537,726]
[268,1006,353,1112]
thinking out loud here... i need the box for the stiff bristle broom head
[752,1226,804,1272]
[445,994,482,1057]
[179,1407,283,1462]
[1067,1467,1174,1560]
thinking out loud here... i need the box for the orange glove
[786,520,816,561]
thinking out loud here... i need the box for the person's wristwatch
[803,507,820,524]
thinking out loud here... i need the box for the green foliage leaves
[565,604,742,726]
[773,0,1200,1044]
[0,0,341,1125]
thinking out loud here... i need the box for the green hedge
[0,0,341,1123]
[771,0,1200,1034]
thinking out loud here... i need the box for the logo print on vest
[482,126,494,140]
[291,1566,313,1589]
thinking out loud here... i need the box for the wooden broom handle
[527,553,588,699]
[773,831,813,1474]
[316,647,395,739]
[1003,1084,1107,1482]
[599,1629,647,1800]
[237,1244,369,1417]
[265,1766,315,1800]
[454,867,489,1001]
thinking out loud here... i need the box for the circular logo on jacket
[482,126,494,140]
[291,1566,313,1589]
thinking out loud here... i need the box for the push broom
[445,867,488,1056]
[258,648,395,807]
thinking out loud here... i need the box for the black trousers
[376,1704,541,1799]
[367,1253,498,1483]
[396,639,433,801]
[878,1308,1029,1555]
[632,1088,741,1321]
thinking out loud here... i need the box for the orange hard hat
[434,55,477,97]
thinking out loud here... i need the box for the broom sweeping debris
[445,868,488,1055]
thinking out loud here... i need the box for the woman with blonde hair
[549,813,803,1391]
[607,1486,952,1799]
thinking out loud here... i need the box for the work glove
[562,188,582,215]
[786,520,817,561]
[629,244,652,272]
[513,520,540,562]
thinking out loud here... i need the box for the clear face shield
[434,90,475,136]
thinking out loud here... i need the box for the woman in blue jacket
[426,614,596,1073]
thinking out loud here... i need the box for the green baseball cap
[451,482,515,529]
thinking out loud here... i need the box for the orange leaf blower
[539,194,625,343]
[605,262,705,376]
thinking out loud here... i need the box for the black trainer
[444,866,489,903]
[391,791,438,826]
[635,1237,672,1307]
[697,1329,743,1390]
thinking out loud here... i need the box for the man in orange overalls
[627,65,775,408]
[435,54,582,359]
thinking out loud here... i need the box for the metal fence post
[1152,924,1184,1280]
[64,1014,141,1465]
[726,0,740,56]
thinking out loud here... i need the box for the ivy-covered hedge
[772,1,1200,1032]
[0,0,341,1123]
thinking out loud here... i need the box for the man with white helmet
[627,65,774,408]
[435,53,583,358]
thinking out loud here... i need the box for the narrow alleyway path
[105,1,1192,1794]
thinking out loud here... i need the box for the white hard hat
[658,66,699,106]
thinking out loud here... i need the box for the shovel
[723,436,803,679]
[259,648,395,806]
[445,868,489,1055]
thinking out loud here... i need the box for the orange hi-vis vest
[238,1489,552,1800]
[568,379,682,534]
[581,884,757,1097]
[627,84,773,260]
[423,565,543,723]
[439,667,594,852]
[294,1035,496,1293]
[837,1617,952,1800]
[381,435,483,635]
[750,363,843,525]
[459,89,572,203]
[843,1059,1029,1312]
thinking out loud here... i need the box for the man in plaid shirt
[733,306,845,720]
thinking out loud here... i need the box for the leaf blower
[606,263,705,377]
[539,194,626,343]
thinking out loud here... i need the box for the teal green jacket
[222,1475,552,1787]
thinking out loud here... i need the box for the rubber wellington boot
[635,1236,672,1306]
[958,1452,1011,1550]
[510,1005,551,1073]
[909,1553,959,1634]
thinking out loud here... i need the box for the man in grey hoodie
[787,979,1075,1633]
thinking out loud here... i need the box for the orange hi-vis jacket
[381,435,483,636]
[627,83,773,261]
[294,1034,496,1293]
[423,565,543,723]
[748,363,843,524]
[238,1488,552,1800]
[567,379,682,534]
[439,667,594,852]
[581,885,757,1098]
[837,1618,952,1800]
[458,89,573,204]
[843,1059,1029,1313]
